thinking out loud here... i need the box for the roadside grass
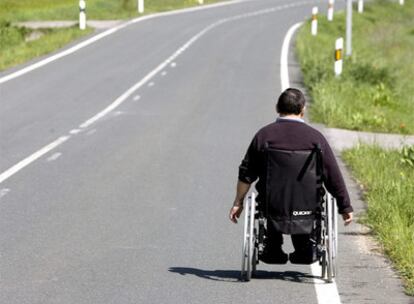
[0,0,224,72]
[0,23,93,71]
[0,0,224,21]
[342,144,414,296]
[296,0,414,134]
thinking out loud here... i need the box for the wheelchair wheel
[325,192,337,283]
[241,192,257,281]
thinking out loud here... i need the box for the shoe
[289,248,318,264]
[259,248,288,264]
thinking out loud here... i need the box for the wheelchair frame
[241,191,338,282]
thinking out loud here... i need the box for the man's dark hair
[276,88,306,115]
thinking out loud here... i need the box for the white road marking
[0,0,319,186]
[161,71,168,76]
[69,129,81,134]
[148,82,155,87]
[0,136,69,184]
[0,0,255,85]
[133,95,141,101]
[280,22,303,91]
[85,129,97,136]
[46,152,62,162]
[0,188,11,199]
[281,22,342,304]
[79,1,317,130]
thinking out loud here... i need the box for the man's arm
[322,141,354,225]
[229,180,251,223]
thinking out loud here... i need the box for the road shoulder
[288,29,413,303]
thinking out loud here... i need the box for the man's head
[276,88,306,117]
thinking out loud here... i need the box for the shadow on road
[168,267,315,283]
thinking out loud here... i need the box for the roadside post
[400,0,404,5]
[138,0,144,14]
[198,0,204,4]
[311,7,318,36]
[358,0,363,13]
[327,0,334,21]
[79,0,86,30]
[335,38,343,77]
[346,0,352,56]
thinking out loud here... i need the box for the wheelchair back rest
[265,148,323,235]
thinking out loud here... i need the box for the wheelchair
[240,147,339,283]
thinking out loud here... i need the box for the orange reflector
[312,14,317,21]
[335,49,342,61]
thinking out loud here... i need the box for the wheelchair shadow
[168,267,315,284]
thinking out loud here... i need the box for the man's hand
[229,205,243,224]
[342,212,353,226]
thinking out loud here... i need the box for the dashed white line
[281,21,342,304]
[161,71,168,76]
[69,129,81,135]
[0,136,69,184]
[0,0,320,186]
[133,95,141,101]
[0,188,10,199]
[46,152,62,162]
[148,82,155,87]
[85,129,97,136]
[0,0,255,85]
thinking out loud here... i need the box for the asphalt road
[0,0,412,303]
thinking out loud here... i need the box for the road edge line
[280,21,342,304]
[0,0,252,85]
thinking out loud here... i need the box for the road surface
[0,0,411,303]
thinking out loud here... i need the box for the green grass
[0,0,224,21]
[296,0,414,134]
[0,0,224,71]
[0,23,93,71]
[343,144,414,296]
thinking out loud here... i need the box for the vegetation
[0,0,224,71]
[296,0,414,134]
[0,0,223,21]
[0,22,93,71]
[343,144,414,296]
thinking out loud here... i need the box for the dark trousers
[266,221,312,253]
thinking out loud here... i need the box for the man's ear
[300,106,306,117]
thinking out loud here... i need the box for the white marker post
[311,7,318,36]
[327,0,334,21]
[346,0,352,56]
[358,0,364,13]
[198,0,204,4]
[138,0,144,14]
[400,0,404,5]
[335,38,343,77]
[79,0,86,30]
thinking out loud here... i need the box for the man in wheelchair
[229,88,353,265]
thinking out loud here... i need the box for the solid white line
[280,22,303,92]
[311,264,342,304]
[0,136,69,184]
[281,22,342,304]
[0,0,317,185]
[79,1,315,130]
[0,0,253,85]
